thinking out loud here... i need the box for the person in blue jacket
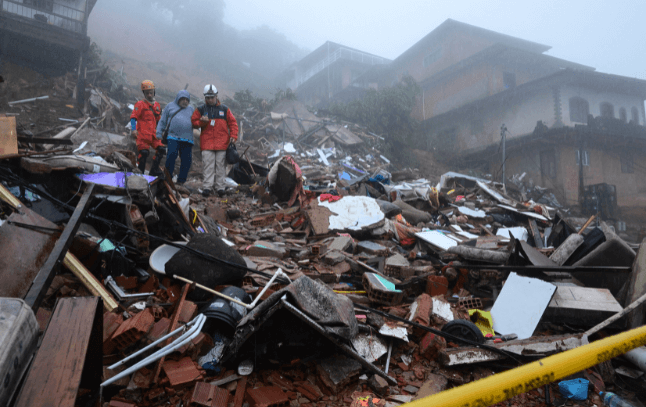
[156,90,195,185]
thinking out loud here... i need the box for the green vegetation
[327,75,422,166]
[223,88,296,111]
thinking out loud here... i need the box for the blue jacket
[156,90,195,144]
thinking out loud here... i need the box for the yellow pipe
[405,325,646,407]
[334,290,366,294]
[63,252,119,312]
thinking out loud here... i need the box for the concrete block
[247,241,287,259]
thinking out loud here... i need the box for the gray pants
[202,150,227,191]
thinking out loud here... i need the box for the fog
[88,0,308,96]
[88,0,646,97]
[224,0,646,80]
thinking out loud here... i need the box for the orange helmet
[141,80,155,92]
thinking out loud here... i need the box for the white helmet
[203,84,218,97]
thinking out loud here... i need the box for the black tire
[441,319,485,344]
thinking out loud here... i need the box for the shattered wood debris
[1,67,645,407]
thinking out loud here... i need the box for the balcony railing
[1,0,86,34]
[290,46,388,89]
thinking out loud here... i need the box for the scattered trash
[558,378,590,400]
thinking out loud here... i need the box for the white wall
[455,87,556,151]
[561,85,645,125]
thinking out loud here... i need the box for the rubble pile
[1,76,646,407]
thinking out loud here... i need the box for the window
[569,97,589,123]
[632,107,640,124]
[422,49,441,68]
[540,150,556,178]
[503,72,516,89]
[576,150,590,166]
[621,152,634,173]
[600,102,614,118]
[619,108,627,122]
[24,0,54,13]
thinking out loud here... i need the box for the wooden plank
[24,184,94,310]
[0,116,18,155]
[0,208,60,298]
[163,180,196,234]
[15,297,102,407]
[529,219,544,249]
[17,136,73,145]
[627,240,646,328]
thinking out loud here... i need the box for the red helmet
[141,80,155,92]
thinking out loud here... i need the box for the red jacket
[130,100,161,139]
[191,102,239,151]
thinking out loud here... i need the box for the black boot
[137,149,149,173]
[149,146,166,177]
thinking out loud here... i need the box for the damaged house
[280,41,391,107]
[0,0,98,77]
[388,19,646,218]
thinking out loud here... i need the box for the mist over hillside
[88,0,308,96]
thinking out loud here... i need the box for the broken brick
[426,275,448,297]
[178,300,198,323]
[163,357,203,387]
[184,381,230,407]
[111,308,154,350]
[115,275,138,290]
[233,376,248,407]
[246,386,289,407]
[419,332,446,360]
[295,385,318,401]
[103,311,123,354]
[266,371,295,391]
[410,293,432,337]
[147,317,171,345]
[251,213,276,227]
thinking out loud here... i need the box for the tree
[327,75,421,166]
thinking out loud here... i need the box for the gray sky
[224,0,646,80]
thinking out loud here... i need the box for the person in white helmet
[191,84,238,197]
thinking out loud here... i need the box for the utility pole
[327,42,331,101]
[501,124,507,187]
[577,134,585,204]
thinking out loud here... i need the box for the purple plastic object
[77,172,156,188]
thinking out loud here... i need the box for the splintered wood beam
[24,184,95,310]
[17,137,74,145]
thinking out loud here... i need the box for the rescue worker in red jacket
[191,84,238,197]
[131,80,165,175]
